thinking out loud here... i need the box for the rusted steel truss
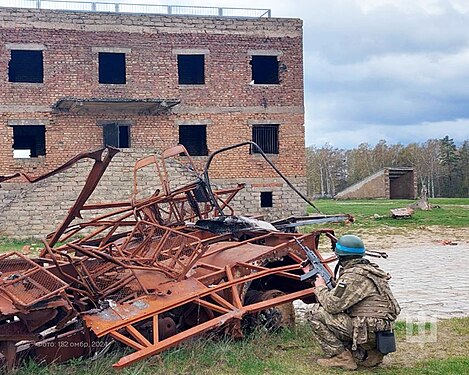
[0,144,339,371]
[81,230,335,368]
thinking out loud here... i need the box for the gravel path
[295,243,469,321]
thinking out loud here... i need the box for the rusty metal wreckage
[0,142,353,371]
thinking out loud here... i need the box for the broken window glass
[99,52,126,84]
[179,125,208,156]
[12,125,46,158]
[9,50,44,83]
[252,125,279,154]
[250,55,279,84]
[260,191,273,207]
[178,55,205,85]
[103,123,130,148]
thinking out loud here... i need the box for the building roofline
[0,6,302,37]
[1,1,272,19]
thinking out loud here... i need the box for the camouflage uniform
[306,258,400,357]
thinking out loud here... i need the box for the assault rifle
[295,238,335,290]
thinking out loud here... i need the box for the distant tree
[306,144,346,197]
[422,140,441,198]
[456,141,469,197]
[371,140,389,169]
[305,137,468,199]
[388,143,406,167]
[305,146,320,197]
[402,140,441,197]
[346,143,374,184]
[439,136,460,196]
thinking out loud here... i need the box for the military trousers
[306,303,353,357]
[306,304,379,357]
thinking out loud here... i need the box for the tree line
[306,136,469,198]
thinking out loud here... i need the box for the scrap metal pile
[0,143,348,371]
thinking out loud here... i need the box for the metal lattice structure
[0,145,344,371]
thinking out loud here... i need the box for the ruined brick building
[0,3,306,237]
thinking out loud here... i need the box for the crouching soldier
[306,235,400,370]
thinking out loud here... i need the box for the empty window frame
[178,54,205,85]
[252,125,279,154]
[179,125,208,156]
[260,191,273,207]
[12,125,46,158]
[250,55,279,84]
[99,52,126,84]
[8,50,44,83]
[103,123,130,148]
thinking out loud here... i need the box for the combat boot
[361,350,384,367]
[317,349,358,370]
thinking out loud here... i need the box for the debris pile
[0,144,346,371]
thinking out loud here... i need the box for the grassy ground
[311,198,469,229]
[0,237,43,255]
[305,198,469,243]
[14,318,469,375]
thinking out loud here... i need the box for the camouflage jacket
[315,258,400,348]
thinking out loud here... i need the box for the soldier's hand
[314,275,326,287]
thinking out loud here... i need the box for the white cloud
[358,0,449,15]
[300,0,469,146]
[308,118,469,148]
[450,0,469,14]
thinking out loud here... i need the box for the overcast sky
[88,1,469,147]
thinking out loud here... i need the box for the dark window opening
[178,55,205,85]
[250,55,279,84]
[260,191,273,207]
[252,125,279,154]
[9,50,44,83]
[99,52,126,84]
[103,123,130,148]
[12,125,46,158]
[179,125,208,156]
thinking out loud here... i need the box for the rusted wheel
[259,290,295,329]
[243,289,295,332]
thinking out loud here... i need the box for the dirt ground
[298,227,469,322]
[357,226,469,251]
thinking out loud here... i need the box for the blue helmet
[335,235,365,257]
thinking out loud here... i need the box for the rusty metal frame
[0,252,69,308]
[35,146,243,258]
[0,143,340,372]
[80,230,335,369]
[85,260,312,368]
[112,288,315,368]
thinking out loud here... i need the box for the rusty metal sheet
[200,241,284,267]
[83,278,207,336]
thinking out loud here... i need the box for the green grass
[383,358,469,375]
[15,328,316,375]
[308,198,469,230]
[0,237,42,253]
[446,317,469,336]
[0,237,73,255]
[13,318,469,375]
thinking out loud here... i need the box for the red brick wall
[0,7,305,180]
